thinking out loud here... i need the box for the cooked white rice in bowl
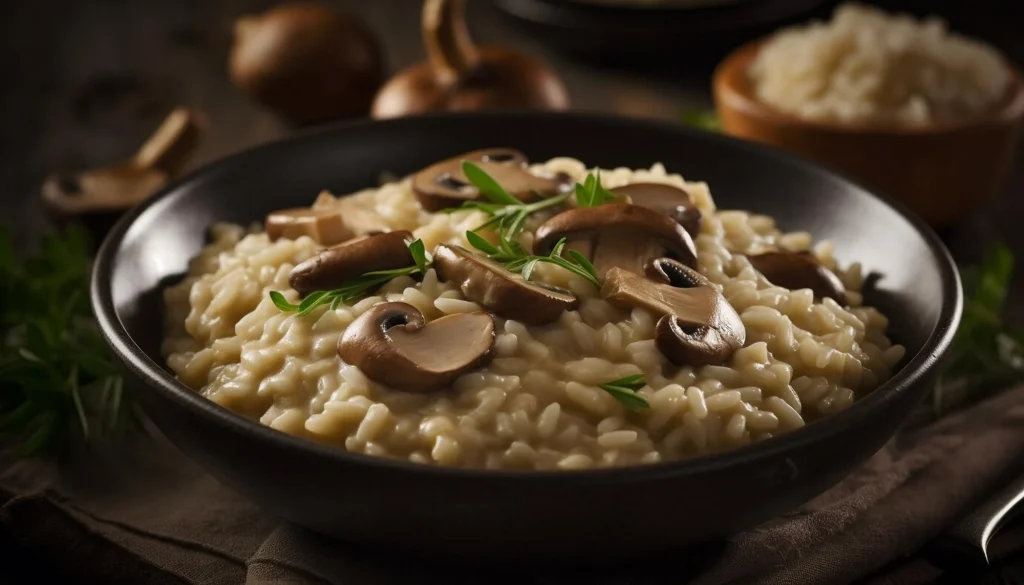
[161,155,905,471]
[748,3,1011,126]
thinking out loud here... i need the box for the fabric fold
[3,386,1024,585]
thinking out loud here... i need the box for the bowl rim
[90,110,962,483]
[714,39,1024,136]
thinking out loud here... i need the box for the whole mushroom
[371,0,570,118]
[229,2,384,124]
[602,258,746,367]
[338,302,496,393]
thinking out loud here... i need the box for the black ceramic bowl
[91,112,961,562]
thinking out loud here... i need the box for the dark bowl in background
[491,0,832,65]
[91,111,961,562]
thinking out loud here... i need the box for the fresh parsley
[599,374,650,411]
[271,238,432,316]
[934,242,1024,412]
[574,171,618,208]
[465,230,602,289]
[0,224,135,456]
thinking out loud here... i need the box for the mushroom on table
[748,251,847,304]
[433,244,578,325]
[611,183,702,239]
[338,302,496,393]
[412,147,572,211]
[534,203,697,279]
[602,258,746,367]
[289,230,414,295]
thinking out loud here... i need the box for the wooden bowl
[713,40,1024,227]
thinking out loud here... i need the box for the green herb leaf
[934,242,1024,413]
[521,259,539,282]
[408,238,429,274]
[466,231,500,255]
[599,374,650,411]
[270,239,431,316]
[680,109,722,132]
[573,171,618,208]
[462,161,520,205]
[270,291,300,312]
[0,223,134,456]
[568,250,598,280]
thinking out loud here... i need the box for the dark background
[3,0,1024,582]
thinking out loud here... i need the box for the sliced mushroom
[41,107,205,242]
[433,244,578,325]
[533,203,697,279]
[312,190,392,236]
[338,302,495,392]
[601,258,745,366]
[412,148,571,211]
[611,183,702,239]
[289,230,414,295]
[748,251,847,304]
[266,207,353,245]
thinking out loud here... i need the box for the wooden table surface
[4,0,1024,582]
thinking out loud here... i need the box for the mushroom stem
[132,108,206,177]
[423,0,479,80]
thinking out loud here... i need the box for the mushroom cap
[748,251,847,304]
[611,183,702,239]
[433,244,578,325]
[265,206,352,246]
[41,164,167,216]
[371,47,570,119]
[602,259,745,367]
[229,2,384,124]
[338,302,496,393]
[411,147,571,212]
[289,230,414,295]
[533,203,697,277]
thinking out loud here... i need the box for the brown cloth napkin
[3,385,1024,585]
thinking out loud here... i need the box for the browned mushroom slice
[433,244,578,325]
[265,207,353,245]
[611,183,702,239]
[411,147,572,211]
[601,258,745,366]
[289,230,414,295]
[338,302,496,393]
[748,251,847,304]
[41,108,205,240]
[533,203,697,279]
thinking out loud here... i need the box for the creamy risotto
[162,152,905,470]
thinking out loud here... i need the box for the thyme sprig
[599,374,650,411]
[574,170,618,207]
[465,230,602,289]
[270,239,431,316]
[443,161,570,241]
